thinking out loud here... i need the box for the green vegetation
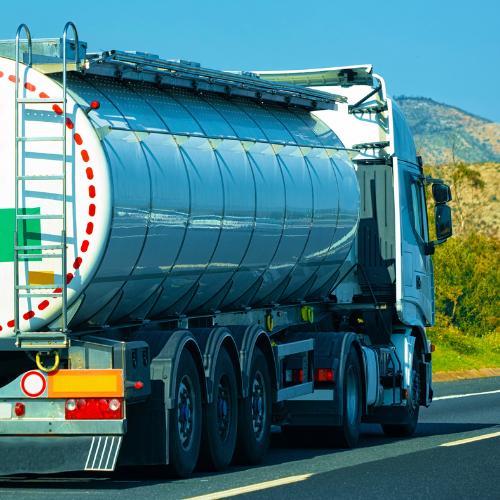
[424,163,500,372]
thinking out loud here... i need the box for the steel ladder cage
[13,22,81,337]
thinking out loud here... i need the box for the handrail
[14,24,32,334]
[61,22,80,333]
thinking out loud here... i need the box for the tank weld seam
[99,126,359,153]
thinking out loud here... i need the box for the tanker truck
[0,23,453,477]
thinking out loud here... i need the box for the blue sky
[1,0,498,122]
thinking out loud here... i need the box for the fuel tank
[0,57,360,335]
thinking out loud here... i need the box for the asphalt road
[2,376,500,500]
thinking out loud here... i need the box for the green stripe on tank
[0,208,42,262]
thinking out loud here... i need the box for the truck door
[395,158,434,327]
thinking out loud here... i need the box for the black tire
[333,346,361,448]
[198,347,238,471]
[234,346,271,465]
[382,354,420,438]
[168,350,202,478]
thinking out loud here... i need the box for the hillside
[394,96,500,165]
[426,161,500,238]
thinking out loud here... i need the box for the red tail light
[14,402,25,417]
[65,398,122,420]
[314,369,333,382]
[285,368,334,385]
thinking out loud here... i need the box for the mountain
[393,96,500,165]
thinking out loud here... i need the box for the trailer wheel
[381,357,420,438]
[168,350,202,478]
[198,347,238,471]
[333,346,361,448]
[234,346,271,464]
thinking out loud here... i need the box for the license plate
[0,403,12,419]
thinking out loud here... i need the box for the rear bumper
[0,418,125,434]
[0,434,122,476]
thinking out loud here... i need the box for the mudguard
[120,329,206,466]
[227,325,276,398]
[190,327,242,402]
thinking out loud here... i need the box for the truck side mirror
[432,184,452,203]
[435,204,452,240]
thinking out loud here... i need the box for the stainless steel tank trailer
[0,22,453,477]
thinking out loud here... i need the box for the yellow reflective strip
[48,370,123,397]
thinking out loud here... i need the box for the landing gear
[382,356,420,438]
[333,346,361,448]
[198,347,238,471]
[234,347,271,464]
[168,350,202,478]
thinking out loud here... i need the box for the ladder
[13,22,80,349]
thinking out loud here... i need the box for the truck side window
[410,181,425,241]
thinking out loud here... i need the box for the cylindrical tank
[0,58,360,336]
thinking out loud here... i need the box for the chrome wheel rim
[177,374,195,450]
[252,371,266,441]
[346,365,358,426]
[217,374,232,444]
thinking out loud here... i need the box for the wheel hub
[253,396,262,415]
[217,376,231,443]
[218,397,228,418]
[251,371,266,440]
[177,378,194,450]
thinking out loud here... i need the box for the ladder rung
[16,214,64,220]
[18,293,63,298]
[17,175,65,180]
[15,244,64,250]
[17,98,65,104]
[16,284,64,290]
[18,254,62,260]
[16,136,64,142]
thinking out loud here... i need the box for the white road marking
[181,474,312,500]
[441,431,500,447]
[434,389,500,401]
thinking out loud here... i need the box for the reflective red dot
[39,92,49,98]
[8,75,20,83]
[86,167,94,180]
[74,133,83,145]
[24,82,36,92]
[7,320,14,328]
[81,240,89,252]
[86,222,94,235]
[23,311,35,320]
[67,273,74,284]
[73,258,82,269]
[53,104,63,115]
[81,150,89,162]
[89,204,96,216]
[66,118,74,129]
[89,186,96,198]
